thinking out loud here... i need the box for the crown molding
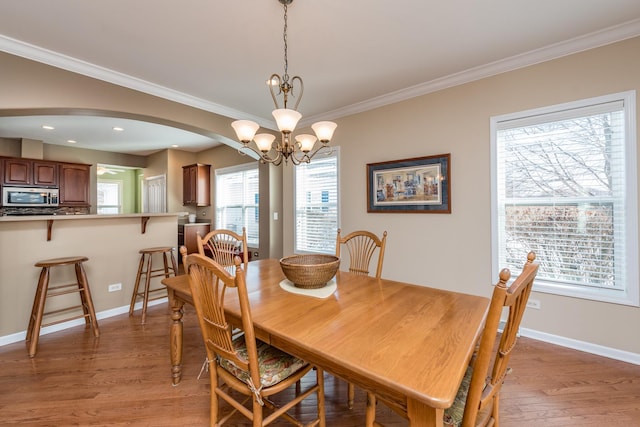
[2,18,640,128]
[303,18,640,124]
[0,35,275,129]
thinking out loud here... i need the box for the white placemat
[279,278,337,299]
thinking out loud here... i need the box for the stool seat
[35,256,89,268]
[27,256,99,357]
[129,246,177,324]
[138,247,174,254]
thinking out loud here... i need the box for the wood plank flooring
[1,303,639,426]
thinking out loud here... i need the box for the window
[97,180,122,214]
[215,164,259,247]
[491,91,638,306]
[294,148,339,254]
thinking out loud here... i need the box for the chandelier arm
[298,142,333,163]
[239,142,285,166]
[269,74,283,109]
[290,75,304,111]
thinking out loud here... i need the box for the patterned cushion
[219,335,308,387]
[443,365,474,427]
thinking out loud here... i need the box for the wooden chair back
[196,227,249,273]
[460,251,539,427]
[336,229,387,278]
[183,253,257,375]
[183,250,326,426]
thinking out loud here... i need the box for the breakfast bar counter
[0,213,179,341]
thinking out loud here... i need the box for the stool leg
[76,261,100,338]
[162,252,170,278]
[141,253,153,324]
[75,262,90,324]
[27,267,50,358]
[129,253,146,316]
[169,249,178,277]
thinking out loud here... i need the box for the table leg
[406,398,443,427]
[168,289,184,386]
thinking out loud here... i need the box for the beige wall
[0,215,177,337]
[285,36,640,354]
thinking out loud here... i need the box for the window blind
[215,165,259,246]
[495,97,630,296]
[294,150,339,254]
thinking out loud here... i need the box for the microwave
[2,187,59,207]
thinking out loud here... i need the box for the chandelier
[231,0,337,166]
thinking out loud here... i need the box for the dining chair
[197,227,249,273]
[335,228,387,409]
[184,253,326,427]
[365,251,539,427]
[336,229,388,279]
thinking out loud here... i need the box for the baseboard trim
[519,327,640,365]
[0,298,168,347]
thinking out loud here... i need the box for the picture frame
[367,153,451,213]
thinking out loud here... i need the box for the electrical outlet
[108,283,122,292]
[526,299,541,310]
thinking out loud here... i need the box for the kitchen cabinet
[3,158,32,185]
[182,163,211,206]
[2,158,59,187]
[59,163,91,206]
[178,222,211,256]
[33,161,58,187]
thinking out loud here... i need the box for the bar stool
[129,246,178,324]
[27,256,100,358]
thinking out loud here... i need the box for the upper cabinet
[33,161,59,187]
[182,163,211,206]
[59,163,91,206]
[3,158,32,185]
[2,158,59,187]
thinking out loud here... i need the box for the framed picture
[367,153,451,213]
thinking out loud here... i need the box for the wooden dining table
[162,258,489,427]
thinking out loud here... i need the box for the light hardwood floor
[1,303,639,426]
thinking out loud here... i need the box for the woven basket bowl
[280,254,340,289]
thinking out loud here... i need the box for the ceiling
[1,0,640,156]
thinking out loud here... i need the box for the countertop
[0,212,179,223]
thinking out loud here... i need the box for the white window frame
[215,163,260,247]
[97,180,123,214]
[490,91,638,306]
[294,147,340,255]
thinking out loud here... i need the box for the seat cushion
[219,335,308,387]
[443,365,473,427]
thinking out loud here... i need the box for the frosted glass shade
[311,121,338,142]
[295,134,317,152]
[254,133,276,152]
[272,109,302,133]
[231,120,260,143]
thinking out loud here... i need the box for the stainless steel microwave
[2,187,59,207]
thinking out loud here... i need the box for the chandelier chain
[282,3,289,82]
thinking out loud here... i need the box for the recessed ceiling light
[171,144,179,148]
[112,126,124,132]
[67,139,77,144]
[42,125,55,130]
